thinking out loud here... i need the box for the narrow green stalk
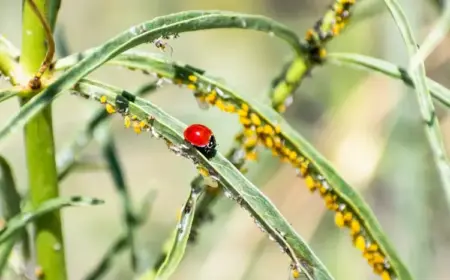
[20,1,66,280]
[410,0,450,69]
[0,51,21,86]
[384,0,450,213]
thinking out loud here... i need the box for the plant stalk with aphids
[0,0,448,279]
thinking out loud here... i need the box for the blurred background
[1,0,450,279]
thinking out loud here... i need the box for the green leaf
[0,156,21,221]
[0,88,20,104]
[383,0,450,216]
[0,196,103,244]
[409,3,450,69]
[98,130,138,271]
[147,187,201,280]
[0,10,302,147]
[0,36,21,86]
[0,155,23,274]
[327,52,450,107]
[0,35,20,60]
[74,79,334,280]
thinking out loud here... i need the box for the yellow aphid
[139,121,147,129]
[215,99,225,110]
[187,84,196,90]
[246,151,258,161]
[372,252,385,264]
[319,186,329,195]
[323,194,335,207]
[334,212,345,227]
[280,157,290,163]
[237,109,248,117]
[324,199,337,210]
[256,126,264,134]
[224,103,236,113]
[197,166,210,177]
[363,251,373,261]
[205,91,217,103]
[263,124,274,135]
[274,125,281,134]
[367,244,379,252]
[282,146,291,157]
[243,128,254,137]
[350,219,361,235]
[241,103,249,112]
[304,175,316,191]
[335,6,344,14]
[343,212,353,222]
[133,125,142,134]
[100,95,107,104]
[298,167,307,178]
[244,137,258,148]
[381,271,391,280]
[289,151,297,161]
[373,264,385,275]
[105,104,116,114]
[239,116,251,126]
[250,113,261,126]
[188,75,198,82]
[265,137,273,148]
[291,268,300,279]
[124,116,131,128]
[354,235,366,252]
[273,136,282,148]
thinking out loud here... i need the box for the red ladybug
[183,124,217,159]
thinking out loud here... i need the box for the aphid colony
[303,0,355,63]
[238,113,395,280]
[101,92,151,135]
[164,64,396,280]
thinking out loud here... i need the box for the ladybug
[183,124,217,159]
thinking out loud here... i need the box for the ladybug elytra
[183,124,217,159]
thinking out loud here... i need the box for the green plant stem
[20,1,66,280]
[0,51,20,86]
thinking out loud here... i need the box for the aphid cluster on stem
[241,114,396,280]
[100,92,152,135]
[303,0,355,63]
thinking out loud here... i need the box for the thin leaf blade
[0,196,103,244]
